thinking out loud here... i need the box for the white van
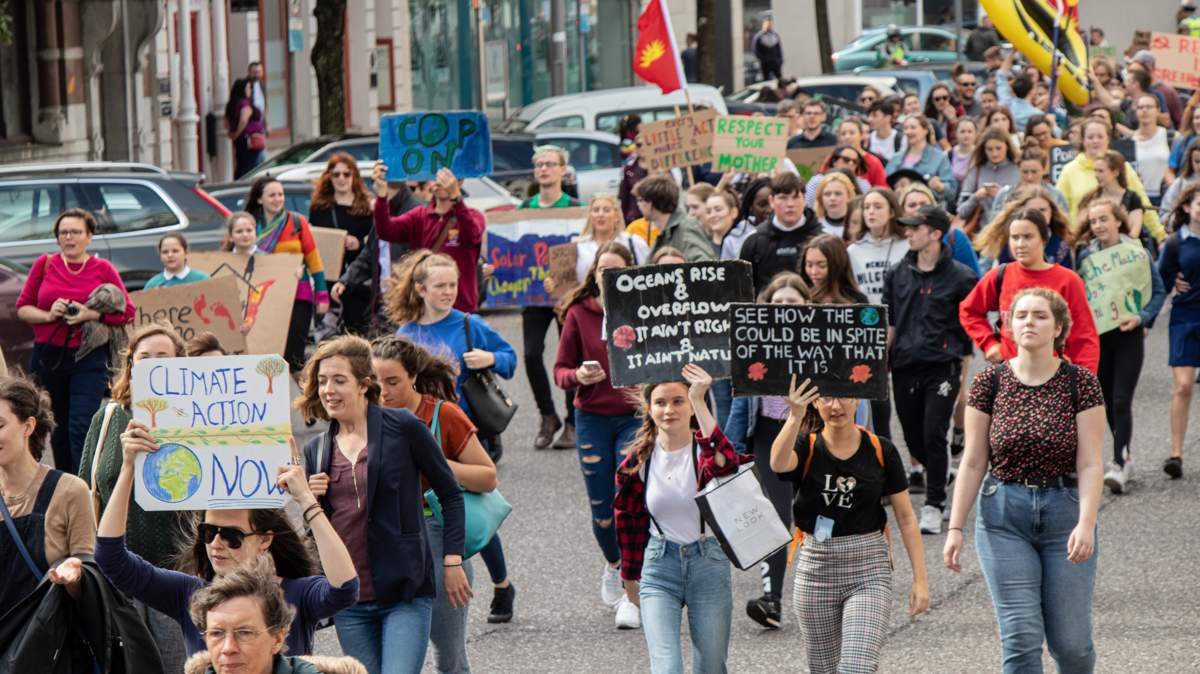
[498,85,728,135]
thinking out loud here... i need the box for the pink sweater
[17,253,136,348]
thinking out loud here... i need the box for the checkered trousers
[792,530,893,674]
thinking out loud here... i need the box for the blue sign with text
[379,111,493,181]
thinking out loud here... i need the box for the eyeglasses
[198,523,261,549]
[330,171,353,178]
[859,95,876,103]
[204,627,268,645]
[533,161,563,169]
[834,154,859,164]
[958,80,977,87]
[57,229,87,238]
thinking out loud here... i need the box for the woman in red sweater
[16,208,135,473]
[553,240,642,630]
[959,208,1100,372]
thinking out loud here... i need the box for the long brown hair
[0,376,55,461]
[176,510,316,582]
[370,335,459,402]
[383,251,459,326]
[620,381,697,474]
[294,335,381,423]
[970,127,1018,169]
[1169,182,1200,233]
[756,271,811,303]
[110,323,187,407]
[975,185,1074,258]
[801,234,861,304]
[560,241,634,317]
[861,187,903,240]
[1074,197,1130,249]
[310,152,372,216]
[1078,150,1129,211]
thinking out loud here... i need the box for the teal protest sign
[379,111,493,181]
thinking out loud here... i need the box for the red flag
[633,0,685,95]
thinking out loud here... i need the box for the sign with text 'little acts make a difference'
[484,207,588,307]
[131,355,293,511]
[637,109,717,171]
[730,303,890,400]
[379,111,493,181]
[711,116,788,174]
[602,260,754,387]
[1078,240,1153,335]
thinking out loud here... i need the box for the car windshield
[496,117,531,134]
[253,139,328,172]
[846,31,882,48]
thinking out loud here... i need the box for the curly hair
[294,335,381,423]
[0,376,55,461]
[188,555,296,638]
[110,323,187,407]
[310,152,372,217]
[1169,182,1200,233]
[370,335,459,403]
[383,251,459,326]
[975,185,1073,259]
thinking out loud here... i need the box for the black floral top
[967,362,1104,482]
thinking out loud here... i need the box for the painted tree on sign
[136,398,169,427]
[256,357,287,394]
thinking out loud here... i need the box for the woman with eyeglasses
[310,152,376,336]
[835,118,889,187]
[95,420,360,658]
[1122,94,1174,208]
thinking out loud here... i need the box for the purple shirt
[328,442,375,601]
[238,98,265,139]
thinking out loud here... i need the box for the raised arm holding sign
[378,111,493,180]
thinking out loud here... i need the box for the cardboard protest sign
[787,147,830,183]
[1149,32,1200,90]
[730,303,889,400]
[1048,144,1079,184]
[484,208,588,307]
[310,226,348,279]
[711,116,788,174]
[131,354,293,511]
[1078,240,1154,334]
[547,243,580,300]
[379,111,493,181]
[130,277,248,354]
[636,109,717,171]
[189,252,302,356]
[602,261,754,387]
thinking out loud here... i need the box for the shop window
[0,0,32,141]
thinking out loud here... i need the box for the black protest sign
[602,261,754,387]
[730,303,889,400]
[1048,145,1078,184]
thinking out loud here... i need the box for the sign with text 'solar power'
[379,111,493,181]
[132,355,293,511]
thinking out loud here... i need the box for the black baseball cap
[897,204,951,232]
[886,167,927,189]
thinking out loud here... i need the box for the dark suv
[0,162,230,290]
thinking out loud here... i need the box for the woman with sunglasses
[95,426,360,658]
[923,83,962,149]
[309,152,375,336]
[804,145,871,206]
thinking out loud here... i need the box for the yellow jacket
[625,218,661,248]
[1056,152,1165,242]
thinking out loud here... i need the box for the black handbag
[461,314,518,437]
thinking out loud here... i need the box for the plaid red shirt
[613,427,751,582]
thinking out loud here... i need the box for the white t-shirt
[645,441,702,545]
[869,129,906,163]
[1135,127,1171,198]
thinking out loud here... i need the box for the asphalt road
[304,309,1200,672]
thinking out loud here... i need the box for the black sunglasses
[199,523,261,549]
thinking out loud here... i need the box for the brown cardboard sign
[636,109,718,171]
[129,276,248,353]
[1149,32,1200,90]
[787,147,832,183]
[189,252,302,356]
[311,226,348,280]
[547,242,579,299]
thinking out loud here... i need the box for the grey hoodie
[848,232,910,304]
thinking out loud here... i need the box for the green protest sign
[1078,240,1153,334]
[711,116,788,174]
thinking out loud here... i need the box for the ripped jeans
[574,409,641,563]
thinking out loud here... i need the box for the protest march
[3,1,1200,673]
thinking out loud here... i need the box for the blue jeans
[639,536,732,674]
[30,343,108,474]
[710,380,732,434]
[976,477,1098,674]
[334,597,434,674]
[574,409,641,563]
[425,514,474,673]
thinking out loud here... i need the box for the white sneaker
[943,504,951,522]
[1104,463,1127,495]
[600,563,623,608]
[919,505,943,535]
[615,596,641,630]
[1122,458,1136,485]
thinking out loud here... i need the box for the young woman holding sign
[553,241,643,629]
[769,377,928,674]
[613,364,750,673]
[1073,198,1166,494]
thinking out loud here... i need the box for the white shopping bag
[695,463,792,570]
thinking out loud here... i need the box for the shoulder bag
[460,315,518,437]
[88,402,119,526]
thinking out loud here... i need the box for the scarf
[257,209,291,254]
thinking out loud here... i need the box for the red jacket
[958,263,1100,373]
[554,296,639,416]
[373,196,485,312]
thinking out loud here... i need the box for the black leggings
[752,415,793,601]
[522,306,574,422]
[1097,328,1145,465]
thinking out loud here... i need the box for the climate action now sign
[602,260,754,387]
[711,116,788,174]
[730,303,889,400]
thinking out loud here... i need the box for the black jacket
[303,404,465,605]
[338,186,424,331]
[0,556,163,674]
[738,210,822,293]
[881,244,977,370]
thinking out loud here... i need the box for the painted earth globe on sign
[142,442,202,503]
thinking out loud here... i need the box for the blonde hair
[813,172,858,220]
[579,194,622,240]
[110,323,187,407]
[897,182,937,214]
[383,251,459,326]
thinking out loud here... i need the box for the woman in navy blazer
[298,335,469,674]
